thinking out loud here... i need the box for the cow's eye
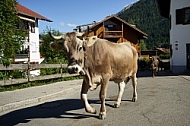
[79,46,83,51]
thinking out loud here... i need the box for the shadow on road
[0,98,132,125]
[137,70,179,78]
[0,99,95,125]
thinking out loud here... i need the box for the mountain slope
[117,0,170,50]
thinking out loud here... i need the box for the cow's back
[85,39,138,81]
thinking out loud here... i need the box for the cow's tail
[132,46,138,73]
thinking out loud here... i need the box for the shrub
[159,53,170,59]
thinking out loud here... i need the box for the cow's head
[49,32,97,75]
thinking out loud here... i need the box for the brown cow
[149,56,160,77]
[49,32,138,119]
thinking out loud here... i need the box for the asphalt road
[0,71,190,126]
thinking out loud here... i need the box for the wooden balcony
[104,31,122,38]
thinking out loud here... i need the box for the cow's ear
[50,42,64,51]
[85,36,97,47]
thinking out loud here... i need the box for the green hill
[117,0,170,50]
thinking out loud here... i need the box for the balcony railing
[104,31,122,38]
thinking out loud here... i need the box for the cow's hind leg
[114,81,125,108]
[81,80,96,114]
[131,74,137,102]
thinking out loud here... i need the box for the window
[176,7,190,25]
[105,24,116,31]
[108,24,114,28]
[184,8,190,24]
[17,20,29,30]
[30,22,35,33]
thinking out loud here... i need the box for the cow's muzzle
[68,66,78,74]
[67,64,85,75]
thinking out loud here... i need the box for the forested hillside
[117,0,170,50]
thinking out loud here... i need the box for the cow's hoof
[87,108,97,114]
[92,109,97,114]
[99,112,106,120]
[114,103,120,108]
[86,106,97,114]
[132,97,137,102]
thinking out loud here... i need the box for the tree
[39,28,68,76]
[0,0,27,66]
[140,40,147,50]
[117,0,170,50]
[40,28,67,64]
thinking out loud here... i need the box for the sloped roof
[16,3,52,22]
[90,15,148,38]
[157,47,170,53]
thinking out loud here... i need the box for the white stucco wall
[29,21,40,63]
[170,0,190,73]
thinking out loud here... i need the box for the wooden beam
[0,64,28,70]
[122,23,123,42]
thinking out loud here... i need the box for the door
[187,44,190,70]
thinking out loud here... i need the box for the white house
[157,0,190,74]
[15,3,52,75]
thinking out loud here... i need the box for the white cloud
[59,22,77,28]
[59,22,65,26]
[66,23,77,27]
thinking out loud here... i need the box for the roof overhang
[18,15,35,22]
[157,0,171,19]
[16,3,52,22]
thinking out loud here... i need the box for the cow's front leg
[152,68,155,77]
[114,81,125,108]
[81,80,96,114]
[99,80,109,120]
[131,74,137,102]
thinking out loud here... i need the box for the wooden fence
[0,64,79,86]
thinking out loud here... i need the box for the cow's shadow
[0,98,132,125]
[0,99,94,125]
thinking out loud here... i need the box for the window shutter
[176,9,183,24]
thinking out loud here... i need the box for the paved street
[0,70,190,126]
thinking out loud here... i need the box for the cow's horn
[49,32,64,40]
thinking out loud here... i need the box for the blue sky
[18,0,138,33]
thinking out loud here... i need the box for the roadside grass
[0,76,83,92]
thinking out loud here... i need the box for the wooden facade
[84,15,148,53]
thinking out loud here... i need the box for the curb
[179,76,190,81]
[0,85,81,113]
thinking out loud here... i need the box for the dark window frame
[176,7,190,25]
